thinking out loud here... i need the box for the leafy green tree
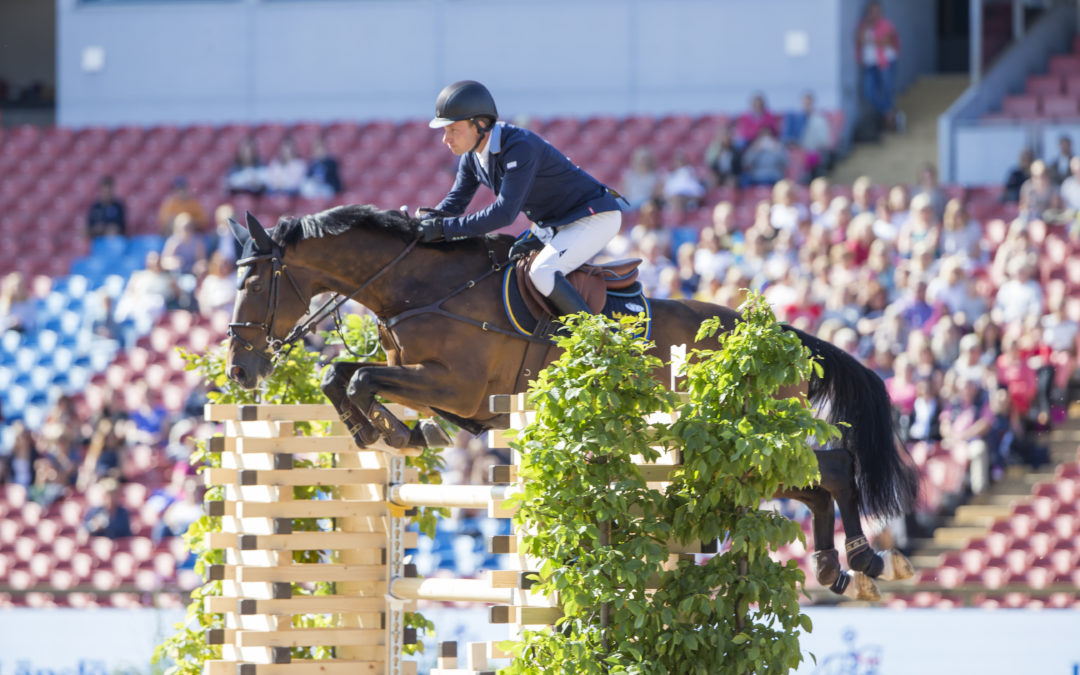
[505,295,838,674]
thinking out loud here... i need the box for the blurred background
[1,0,1079,672]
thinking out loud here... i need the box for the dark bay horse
[224,205,918,601]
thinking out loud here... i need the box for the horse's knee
[812,549,841,587]
[346,371,376,412]
[846,536,885,577]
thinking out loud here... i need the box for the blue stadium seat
[1,330,21,353]
[91,235,128,260]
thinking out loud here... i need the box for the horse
[224,204,919,601]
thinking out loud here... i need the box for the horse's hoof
[419,419,452,448]
[843,571,881,602]
[811,549,841,587]
[878,549,915,581]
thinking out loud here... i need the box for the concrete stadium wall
[0,0,56,95]
[56,0,936,129]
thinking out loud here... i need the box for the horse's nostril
[230,365,246,383]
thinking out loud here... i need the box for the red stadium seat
[1001,94,1041,118]
[1042,95,1080,119]
[1027,74,1063,96]
[1049,55,1080,76]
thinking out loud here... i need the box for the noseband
[228,237,421,365]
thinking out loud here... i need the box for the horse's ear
[227,218,250,246]
[245,211,274,252]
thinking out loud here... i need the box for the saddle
[515,253,642,319]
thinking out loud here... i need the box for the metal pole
[1013,0,1025,41]
[971,0,984,84]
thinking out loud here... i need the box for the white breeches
[529,210,622,296]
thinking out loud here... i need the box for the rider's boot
[545,272,591,317]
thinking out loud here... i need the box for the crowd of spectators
[2,107,1078,601]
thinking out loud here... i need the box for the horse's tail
[789,327,919,520]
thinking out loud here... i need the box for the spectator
[740,127,787,187]
[161,212,208,276]
[1047,134,1074,184]
[886,352,918,418]
[126,381,170,448]
[992,256,1043,327]
[770,179,809,233]
[0,422,39,487]
[635,232,674,296]
[850,175,875,215]
[86,175,126,239]
[1002,148,1034,203]
[196,251,238,317]
[301,136,343,199]
[995,329,1038,421]
[157,177,208,236]
[82,478,132,539]
[620,146,662,209]
[734,93,781,148]
[154,475,203,542]
[704,124,742,188]
[782,91,834,178]
[939,198,982,261]
[0,271,36,333]
[855,0,901,129]
[661,150,706,207]
[1018,159,1062,221]
[940,376,993,494]
[209,203,240,264]
[1060,156,1080,212]
[807,177,832,225]
[78,418,125,490]
[911,163,947,221]
[226,137,267,196]
[906,377,943,443]
[896,193,940,260]
[113,251,178,346]
[265,138,307,196]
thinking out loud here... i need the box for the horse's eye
[248,281,263,293]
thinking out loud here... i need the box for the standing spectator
[301,136,343,199]
[940,376,993,494]
[740,127,788,187]
[1047,134,1074,184]
[855,0,901,129]
[1002,148,1034,203]
[161,212,208,276]
[1018,159,1062,221]
[1060,156,1080,212]
[620,146,662,209]
[226,137,266,196]
[734,93,781,148]
[770,179,808,233]
[86,175,126,239]
[896,193,940,260]
[82,478,132,539]
[264,138,307,196]
[704,124,742,188]
[781,91,835,178]
[157,177,208,236]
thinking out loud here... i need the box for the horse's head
[225,212,312,389]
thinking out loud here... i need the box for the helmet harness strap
[469,117,494,153]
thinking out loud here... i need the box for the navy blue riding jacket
[435,122,622,240]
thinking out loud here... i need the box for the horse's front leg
[345,363,456,449]
[321,362,382,448]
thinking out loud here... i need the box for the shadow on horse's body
[225,205,918,600]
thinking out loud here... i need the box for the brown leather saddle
[515,253,642,319]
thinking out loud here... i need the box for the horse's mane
[271,203,512,254]
[272,204,418,248]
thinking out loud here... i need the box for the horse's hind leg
[818,449,914,586]
[777,485,843,590]
[345,365,453,450]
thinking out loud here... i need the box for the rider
[418,80,623,316]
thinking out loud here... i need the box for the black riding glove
[509,232,544,259]
[418,217,446,243]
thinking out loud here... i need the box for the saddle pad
[502,264,652,340]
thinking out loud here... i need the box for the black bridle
[228,237,420,365]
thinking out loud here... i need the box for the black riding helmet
[428,80,498,131]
